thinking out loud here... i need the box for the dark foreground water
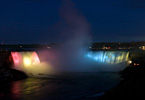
[0,72,121,100]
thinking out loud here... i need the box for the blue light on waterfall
[86,51,129,64]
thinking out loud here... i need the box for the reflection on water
[0,72,121,100]
[86,51,129,64]
[11,81,21,99]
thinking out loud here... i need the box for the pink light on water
[32,52,40,64]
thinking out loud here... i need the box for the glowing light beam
[32,52,40,64]
[11,52,20,64]
[23,57,31,66]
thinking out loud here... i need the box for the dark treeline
[0,44,48,48]
[0,41,145,50]
[91,41,145,49]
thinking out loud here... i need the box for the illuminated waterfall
[11,52,54,77]
[11,51,130,77]
[11,52,40,67]
[86,51,129,64]
[85,51,130,71]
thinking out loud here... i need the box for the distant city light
[140,46,145,50]
[133,63,139,66]
[128,61,132,64]
[107,47,110,49]
[47,46,51,49]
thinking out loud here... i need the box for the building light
[128,60,132,64]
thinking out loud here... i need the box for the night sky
[1,0,145,44]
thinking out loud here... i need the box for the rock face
[0,67,27,82]
[98,67,145,99]
[0,51,27,82]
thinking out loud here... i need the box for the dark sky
[1,0,145,44]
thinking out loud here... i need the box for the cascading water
[86,51,129,64]
[10,50,130,77]
[85,51,130,71]
[11,52,55,77]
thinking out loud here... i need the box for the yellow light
[128,61,132,64]
[23,57,31,66]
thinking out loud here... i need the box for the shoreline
[98,49,145,100]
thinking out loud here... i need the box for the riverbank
[0,68,27,82]
[98,66,145,99]
[0,51,27,82]
[98,49,145,100]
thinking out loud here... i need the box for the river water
[0,72,121,100]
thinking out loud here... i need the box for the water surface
[0,72,121,100]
